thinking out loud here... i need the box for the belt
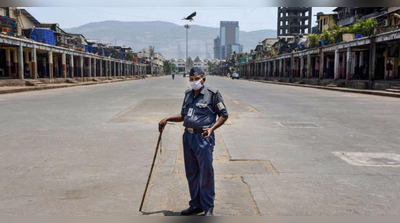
[186,128,203,134]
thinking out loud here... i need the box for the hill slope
[65,21,276,59]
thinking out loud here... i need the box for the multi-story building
[153,52,164,67]
[171,57,209,73]
[333,7,384,27]
[0,7,39,37]
[226,44,243,57]
[385,7,400,28]
[277,7,312,36]
[137,48,164,73]
[219,21,243,59]
[193,57,209,73]
[262,38,279,57]
[137,48,150,61]
[315,12,338,33]
[170,58,186,73]
[213,36,221,59]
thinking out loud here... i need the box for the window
[324,18,328,25]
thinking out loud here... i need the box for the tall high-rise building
[219,21,242,59]
[213,36,221,59]
[226,44,243,57]
[277,7,312,37]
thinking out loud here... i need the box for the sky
[22,7,336,32]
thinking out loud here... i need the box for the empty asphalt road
[1,75,400,216]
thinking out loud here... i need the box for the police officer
[159,67,228,216]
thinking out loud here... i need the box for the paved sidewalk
[0,76,154,95]
[253,80,400,98]
[219,76,400,98]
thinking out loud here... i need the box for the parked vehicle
[231,73,239,80]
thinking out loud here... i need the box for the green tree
[187,57,194,69]
[343,19,377,36]
[170,63,176,73]
[308,34,320,48]
[163,60,176,74]
[332,24,344,42]
[362,19,378,36]
[207,61,215,72]
[322,30,334,43]
[126,52,134,61]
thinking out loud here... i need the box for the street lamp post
[184,24,190,74]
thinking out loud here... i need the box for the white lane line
[110,96,129,103]
[109,87,154,104]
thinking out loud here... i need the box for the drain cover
[333,152,400,167]
[280,122,319,128]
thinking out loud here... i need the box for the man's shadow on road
[142,210,205,216]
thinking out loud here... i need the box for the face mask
[190,79,203,90]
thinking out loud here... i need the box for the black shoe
[204,207,214,216]
[181,206,203,216]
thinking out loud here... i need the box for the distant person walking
[172,72,175,80]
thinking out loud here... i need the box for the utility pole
[185,24,190,74]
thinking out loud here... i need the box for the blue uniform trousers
[182,130,215,211]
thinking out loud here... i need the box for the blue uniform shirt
[181,85,228,129]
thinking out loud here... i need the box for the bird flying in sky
[182,12,196,22]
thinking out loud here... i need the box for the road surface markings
[333,152,400,167]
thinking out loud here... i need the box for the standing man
[159,67,228,216]
[172,72,175,80]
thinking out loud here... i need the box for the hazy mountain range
[64,21,277,59]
